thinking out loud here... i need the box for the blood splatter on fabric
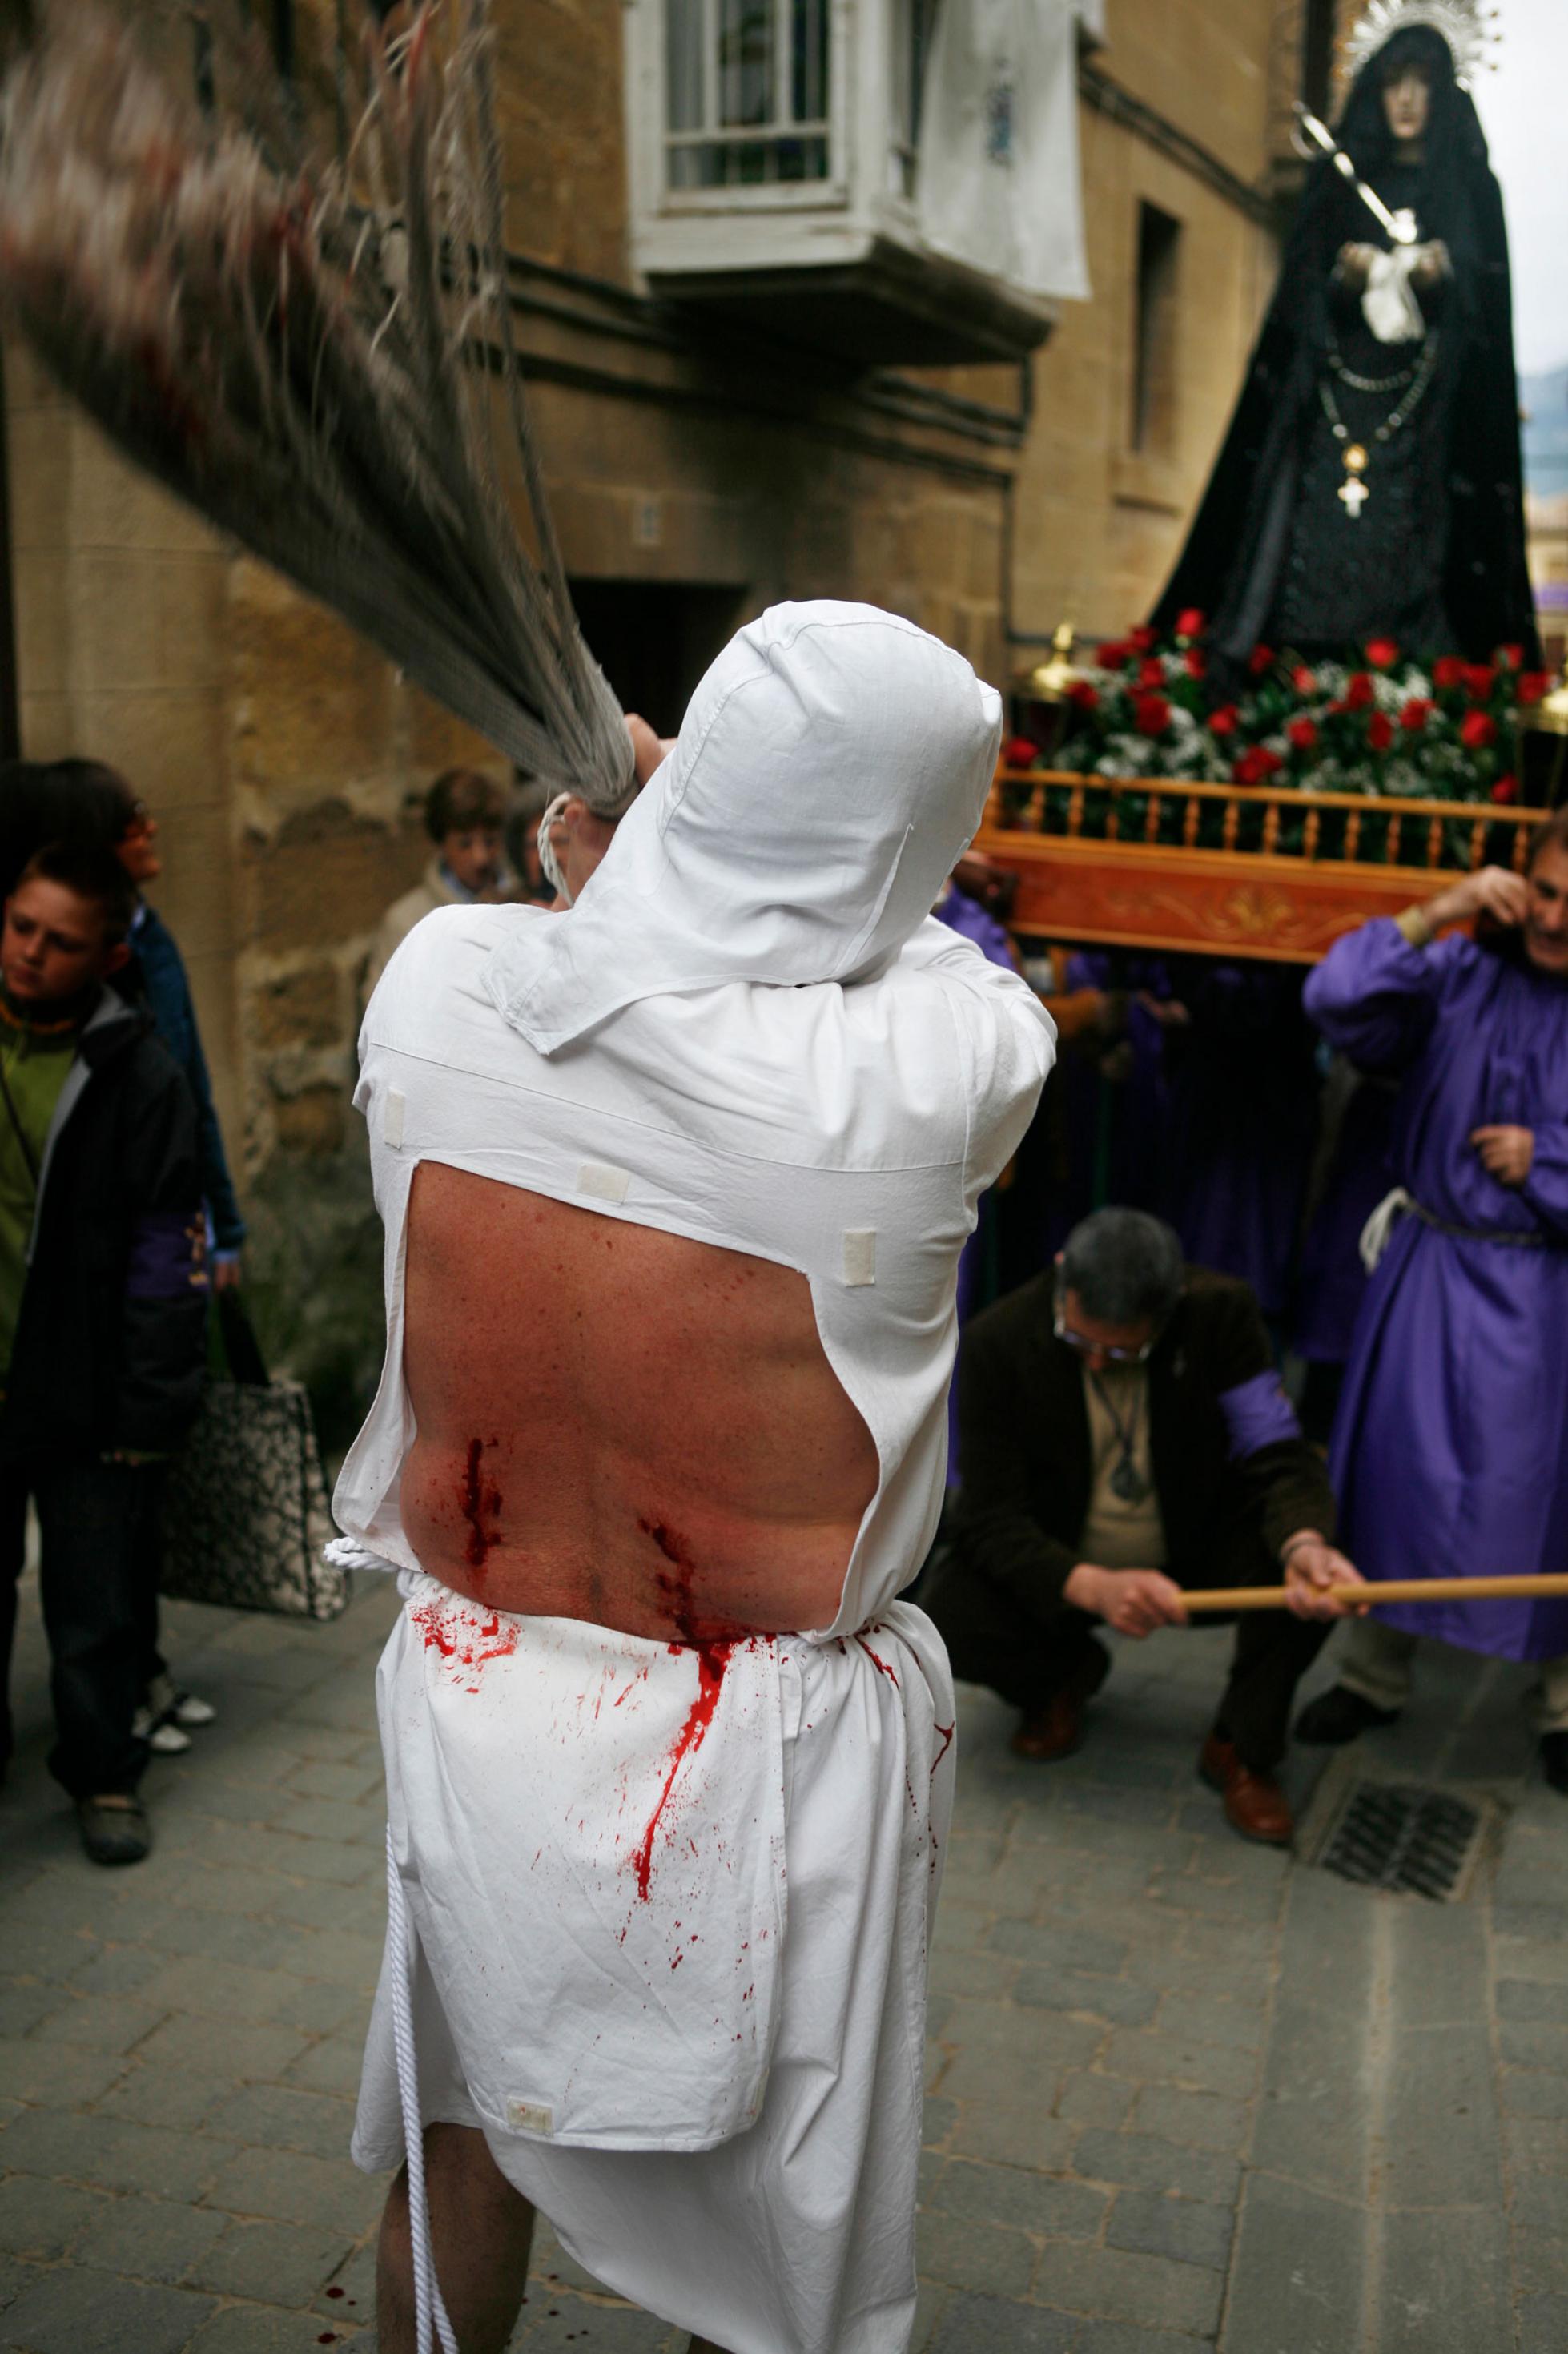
[931,1721,955,1777]
[855,1631,899,1689]
[411,1598,519,1692]
[461,1436,504,1571]
[630,1639,735,1900]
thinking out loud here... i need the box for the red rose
[1130,626,1158,652]
[1135,694,1172,738]
[1501,645,1525,670]
[1286,717,1318,753]
[1365,637,1399,670]
[1291,666,1317,696]
[1465,664,1497,702]
[1345,671,1374,710]
[1184,646,1207,680]
[1176,608,1205,638]
[1067,680,1100,713]
[1139,655,1166,690]
[1248,644,1276,677]
[1399,698,1433,733]
[1096,641,1130,671]
[1518,671,1552,707]
[1461,710,1498,750]
[1002,736,1037,768]
[1491,772,1518,804]
[1433,655,1467,690]
[1233,746,1284,786]
[1208,704,1239,739]
[1367,711,1393,752]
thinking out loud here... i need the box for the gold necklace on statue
[1318,331,1440,519]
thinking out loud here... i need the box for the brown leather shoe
[1197,1734,1293,1845]
[1011,1688,1086,1762]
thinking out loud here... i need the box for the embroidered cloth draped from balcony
[918,0,1101,303]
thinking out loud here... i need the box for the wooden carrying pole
[1183,1575,1568,1614]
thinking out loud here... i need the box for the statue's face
[1382,63,1433,143]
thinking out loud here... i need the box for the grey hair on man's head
[1059,1209,1185,1328]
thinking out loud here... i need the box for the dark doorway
[568,581,749,738]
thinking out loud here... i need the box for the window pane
[792,0,826,126]
[718,0,773,127]
[666,0,705,132]
[667,134,828,187]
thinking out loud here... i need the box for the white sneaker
[131,1705,192,1755]
[146,1674,216,1731]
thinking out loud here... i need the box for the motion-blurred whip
[0,2,635,808]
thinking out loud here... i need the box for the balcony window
[664,0,831,191]
[625,0,1088,363]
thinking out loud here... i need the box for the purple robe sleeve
[1302,918,1453,1072]
[1219,1369,1303,1461]
[1522,1121,1568,1241]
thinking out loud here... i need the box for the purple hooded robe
[1305,919,1568,1663]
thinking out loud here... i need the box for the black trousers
[0,1457,165,1798]
[925,1512,1332,1775]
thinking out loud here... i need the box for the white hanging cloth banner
[918,0,1094,305]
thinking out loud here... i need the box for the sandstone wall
[1010,0,1281,643]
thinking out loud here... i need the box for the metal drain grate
[1317,1781,1485,1901]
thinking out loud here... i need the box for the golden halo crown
[1344,0,1499,90]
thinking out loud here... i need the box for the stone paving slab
[3,1566,1567,2351]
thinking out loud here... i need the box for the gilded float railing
[973,769,1552,964]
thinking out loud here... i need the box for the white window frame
[633,0,853,215]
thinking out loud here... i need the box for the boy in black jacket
[0,844,207,1863]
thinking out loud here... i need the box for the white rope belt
[386,1825,459,2354]
[324,1537,397,1574]
[1359,1185,1552,1274]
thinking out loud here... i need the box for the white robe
[336,603,1055,2352]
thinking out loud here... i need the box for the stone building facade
[2,0,1338,1419]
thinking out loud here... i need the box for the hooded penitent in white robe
[335,602,1055,2354]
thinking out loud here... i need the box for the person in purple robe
[1037,951,1174,1262]
[935,868,1027,1484]
[1296,812,1568,1790]
[1293,1062,1397,1443]
[1154,960,1320,1325]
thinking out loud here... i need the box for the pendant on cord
[1337,443,1369,518]
[1111,1459,1151,1505]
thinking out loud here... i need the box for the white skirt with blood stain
[352,1570,956,2354]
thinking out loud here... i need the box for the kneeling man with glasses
[924,1209,1365,1845]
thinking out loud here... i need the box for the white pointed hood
[484,601,1003,1053]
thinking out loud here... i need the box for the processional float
[980,0,1563,968]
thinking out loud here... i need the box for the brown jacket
[949,1266,1333,1631]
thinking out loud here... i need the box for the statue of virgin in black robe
[1153,24,1538,678]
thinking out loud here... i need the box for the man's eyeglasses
[1052,1286,1158,1365]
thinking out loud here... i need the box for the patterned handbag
[159,1296,348,1620]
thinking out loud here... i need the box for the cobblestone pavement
[2,1567,1566,2352]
